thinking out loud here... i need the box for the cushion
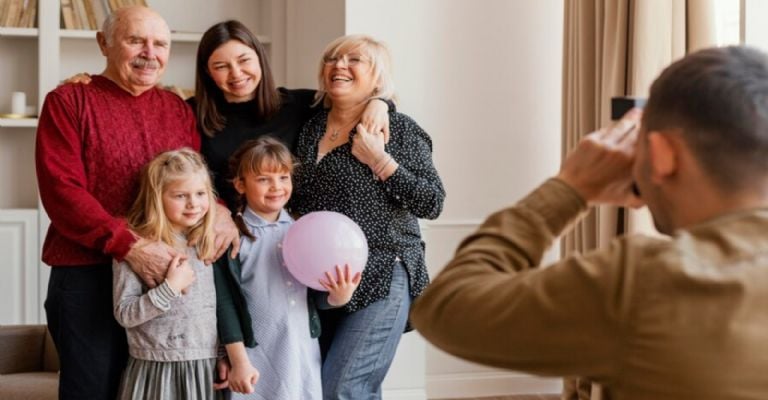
[0,372,58,400]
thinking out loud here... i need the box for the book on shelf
[61,0,77,29]
[108,0,147,12]
[81,0,97,29]
[73,0,88,29]
[90,0,107,28]
[18,0,35,27]
[1,0,12,27]
[0,0,9,26]
[57,0,152,29]
[2,0,23,27]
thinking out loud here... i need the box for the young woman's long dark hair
[195,20,281,137]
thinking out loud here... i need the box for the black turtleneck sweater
[188,88,317,208]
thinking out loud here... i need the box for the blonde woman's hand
[360,98,391,142]
[190,203,241,264]
[321,264,362,307]
[351,123,387,169]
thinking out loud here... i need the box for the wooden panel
[0,209,39,323]
[420,221,562,399]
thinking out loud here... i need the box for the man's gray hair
[101,12,118,46]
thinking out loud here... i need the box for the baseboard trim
[427,371,562,399]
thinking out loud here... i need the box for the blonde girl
[214,137,360,399]
[112,148,224,400]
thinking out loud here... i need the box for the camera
[611,96,646,121]
[610,96,646,197]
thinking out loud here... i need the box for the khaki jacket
[412,179,768,400]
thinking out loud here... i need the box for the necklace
[327,119,356,142]
[329,128,342,142]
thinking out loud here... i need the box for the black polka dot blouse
[289,110,446,313]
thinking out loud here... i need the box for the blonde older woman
[289,34,445,399]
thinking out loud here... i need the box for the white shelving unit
[0,118,38,127]
[54,28,273,43]
[0,0,277,325]
[0,27,38,36]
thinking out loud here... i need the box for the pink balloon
[282,211,368,291]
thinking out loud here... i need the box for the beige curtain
[561,1,717,399]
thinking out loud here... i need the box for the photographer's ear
[647,132,677,183]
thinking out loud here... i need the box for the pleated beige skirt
[116,356,225,400]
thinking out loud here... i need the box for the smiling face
[322,46,378,105]
[162,173,211,234]
[99,7,171,96]
[207,39,262,103]
[235,168,292,222]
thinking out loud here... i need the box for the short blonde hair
[127,148,217,260]
[314,34,397,108]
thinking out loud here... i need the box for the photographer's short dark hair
[643,46,768,190]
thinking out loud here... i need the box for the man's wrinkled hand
[189,203,240,264]
[124,237,178,288]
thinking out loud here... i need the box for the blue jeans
[45,264,128,400]
[319,261,412,400]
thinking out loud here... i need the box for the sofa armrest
[42,326,59,372]
[0,325,48,374]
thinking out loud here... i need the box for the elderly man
[412,45,768,400]
[35,6,237,400]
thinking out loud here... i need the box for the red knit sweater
[35,75,200,266]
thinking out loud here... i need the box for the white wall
[346,0,563,217]
[284,0,346,89]
[743,0,768,51]
[377,1,562,397]
[299,0,565,398]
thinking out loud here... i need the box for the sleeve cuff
[381,164,410,193]
[107,225,138,262]
[373,97,396,113]
[217,345,228,360]
[313,291,336,310]
[148,280,180,311]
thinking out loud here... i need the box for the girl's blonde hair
[228,136,295,238]
[127,148,217,260]
[313,34,397,108]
